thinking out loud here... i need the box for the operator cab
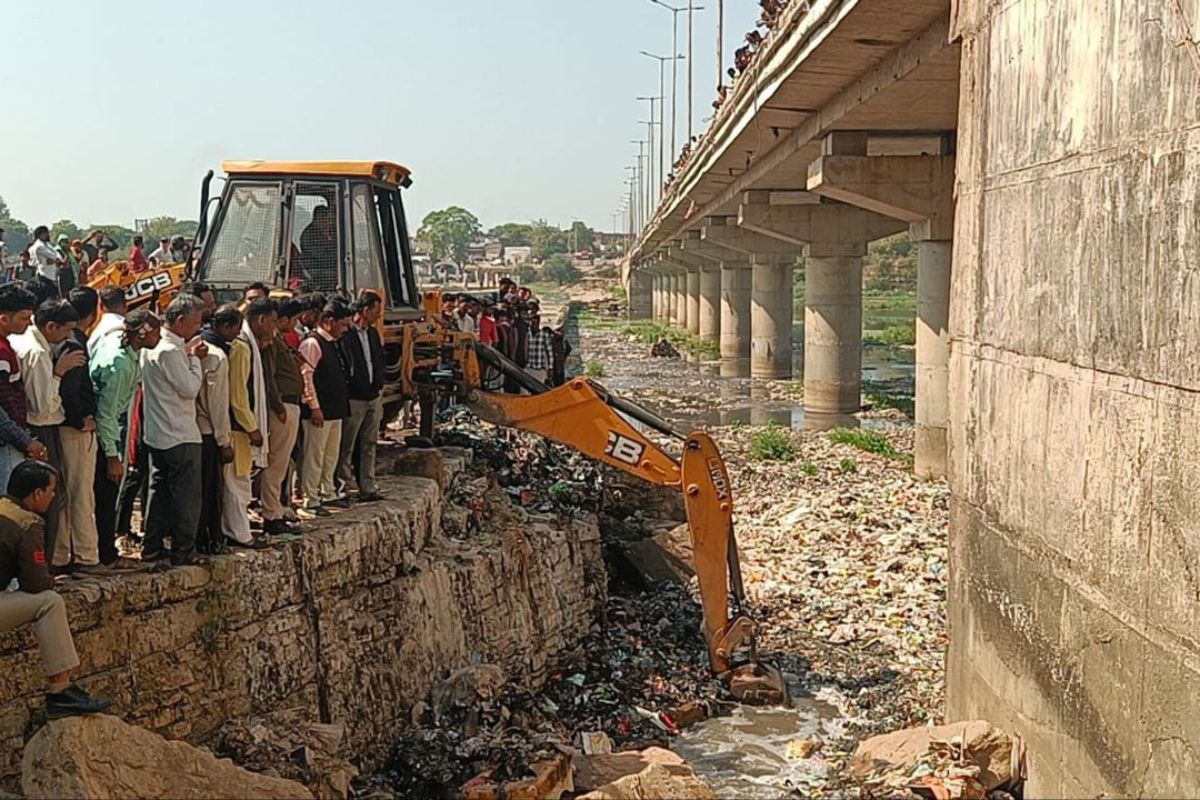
[192,160,421,318]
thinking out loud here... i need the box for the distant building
[504,246,532,266]
[484,241,504,262]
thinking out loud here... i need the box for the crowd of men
[0,226,190,294]
[438,277,572,389]
[0,273,391,717]
[666,0,800,191]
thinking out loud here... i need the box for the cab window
[350,183,387,297]
[203,183,281,285]
[289,182,341,292]
[373,187,417,308]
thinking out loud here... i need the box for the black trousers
[143,443,201,562]
[94,446,120,566]
[196,435,224,554]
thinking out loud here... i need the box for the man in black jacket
[55,288,102,573]
[336,291,386,502]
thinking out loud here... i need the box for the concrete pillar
[686,269,701,336]
[627,269,652,320]
[651,274,660,320]
[915,238,951,478]
[671,272,686,328]
[720,262,751,372]
[750,261,794,379]
[804,242,864,425]
[698,268,721,342]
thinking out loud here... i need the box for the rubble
[218,709,359,800]
[575,747,716,799]
[849,721,1026,799]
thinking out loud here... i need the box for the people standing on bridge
[337,291,385,504]
[260,299,304,535]
[140,293,208,567]
[13,299,84,572]
[0,284,47,487]
[91,309,159,571]
[0,460,111,719]
[52,289,101,574]
[298,300,353,516]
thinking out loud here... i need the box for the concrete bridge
[626,0,1200,795]
[627,0,957,477]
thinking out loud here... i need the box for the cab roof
[221,160,412,187]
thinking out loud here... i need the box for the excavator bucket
[681,432,789,706]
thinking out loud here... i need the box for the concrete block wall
[950,0,1200,795]
[0,457,605,790]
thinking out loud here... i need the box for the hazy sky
[5,0,757,233]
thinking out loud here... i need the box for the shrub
[749,422,796,462]
[543,253,582,286]
[828,427,901,459]
[838,458,857,474]
[799,462,818,476]
[584,359,606,377]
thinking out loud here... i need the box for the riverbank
[564,308,949,796]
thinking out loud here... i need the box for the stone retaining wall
[0,450,605,789]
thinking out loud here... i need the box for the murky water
[674,696,850,798]
[584,324,914,432]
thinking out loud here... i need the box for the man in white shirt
[12,300,85,568]
[87,288,127,355]
[147,238,171,266]
[140,293,208,567]
[26,227,62,285]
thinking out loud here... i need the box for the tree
[487,222,532,247]
[50,219,83,243]
[0,196,10,220]
[529,219,568,261]
[417,206,481,263]
[569,221,595,252]
[141,216,199,243]
[543,253,581,286]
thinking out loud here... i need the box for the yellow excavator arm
[450,344,787,705]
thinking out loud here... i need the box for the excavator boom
[459,344,788,705]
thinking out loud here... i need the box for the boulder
[219,709,358,800]
[619,526,695,586]
[849,720,1026,797]
[22,714,313,800]
[392,447,446,491]
[575,747,715,800]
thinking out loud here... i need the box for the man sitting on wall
[0,460,111,718]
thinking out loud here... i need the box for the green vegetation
[619,321,720,359]
[608,284,628,303]
[749,422,797,462]
[838,458,858,474]
[0,194,197,260]
[865,321,916,347]
[828,427,912,466]
[799,462,819,476]
[417,206,482,263]
[544,253,582,285]
[584,359,606,377]
[515,263,538,284]
[863,379,915,416]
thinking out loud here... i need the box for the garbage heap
[360,417,729,798]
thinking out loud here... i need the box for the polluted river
[356,299,949,798]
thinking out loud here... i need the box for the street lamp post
[637,96,661,205]
[649,1,704,166]
[640,51,684,201]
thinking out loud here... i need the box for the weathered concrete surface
[949,0,1200,795]
[719,263,752,368]
[0,454,604,790]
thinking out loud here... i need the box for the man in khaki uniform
[0,460,110,718]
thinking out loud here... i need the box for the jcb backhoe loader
[101,160,787,705]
